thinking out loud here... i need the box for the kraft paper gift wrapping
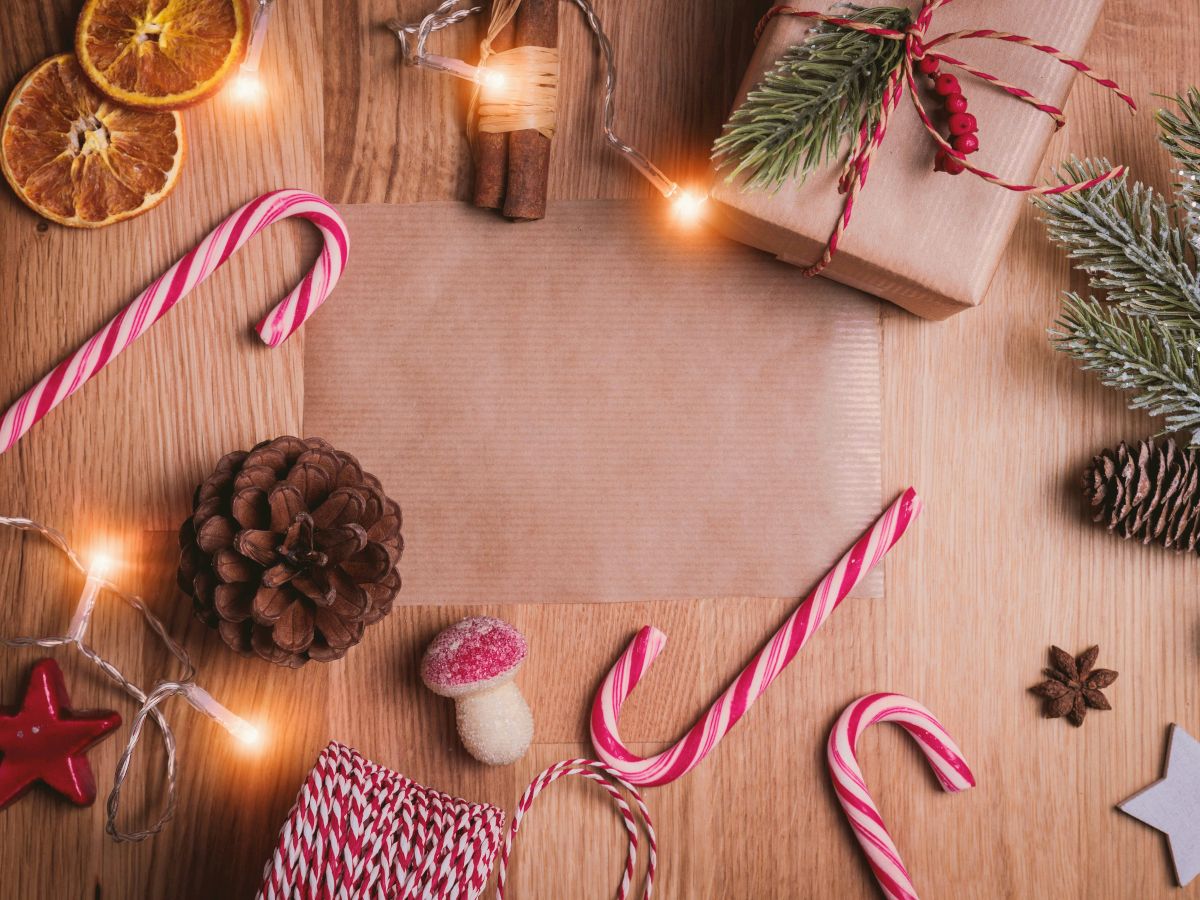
[706,0,1105,320]
[303,200,884,605]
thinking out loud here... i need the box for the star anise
[1030,645,1118,727]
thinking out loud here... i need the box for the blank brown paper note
[303,201,883,604]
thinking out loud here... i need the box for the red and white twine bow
[757,0,1137,276]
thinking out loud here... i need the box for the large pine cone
[178,436,403,667]
[1083,438,1200,552]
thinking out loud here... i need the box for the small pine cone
[178,436,403,667]
[1082,438,1200,552]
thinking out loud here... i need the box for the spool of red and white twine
[827,693,975,900]
[591,488,921,786]
[0,189,348,455]
[258,743,655,900]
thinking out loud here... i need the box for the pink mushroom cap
[421,616,528,698]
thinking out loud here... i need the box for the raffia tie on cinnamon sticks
[470,0,558,220]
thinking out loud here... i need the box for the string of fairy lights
[0,516,261,842]
[386,0,708,221]
[232,0,705,219]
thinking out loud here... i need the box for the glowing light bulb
[230,72,266,103]
[67,551,115,643]
[671,187,707,224]
[478,68,506,92]
[229,719,264,747]
[88,553,113,580]
[183,684,264,748]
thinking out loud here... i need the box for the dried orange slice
[76,0,249,109]
[0,54,184,227]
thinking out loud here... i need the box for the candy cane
[0,189,349,455]
[591,488,922,786]
[827,693,975,900]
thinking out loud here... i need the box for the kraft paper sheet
[303,201,883,604]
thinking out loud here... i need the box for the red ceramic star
[0,658,121,808]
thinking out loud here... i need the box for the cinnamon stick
[502,0,557,222]
[472,14,515,210]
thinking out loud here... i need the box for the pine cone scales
[178,436,403,667]
[1083,438,1200,552]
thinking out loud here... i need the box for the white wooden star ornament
[1119,725,1200,886]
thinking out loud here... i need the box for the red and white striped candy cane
[0,189,348,455]
[827,693,975,900]
[590,488,921,786]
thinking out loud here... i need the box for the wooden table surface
[1,0,1196,897]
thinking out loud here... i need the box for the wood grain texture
[0,0,1197,897]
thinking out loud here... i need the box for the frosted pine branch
[1034,159,1200,329]
[1051,294,1200,444]
[1157,87,1200,251]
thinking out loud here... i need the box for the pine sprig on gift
[711,5,911,190]
[1038,92,1200,445]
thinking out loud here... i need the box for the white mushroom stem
[455,679,534,766]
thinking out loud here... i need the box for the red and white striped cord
[0,189,348,455]
[257,742,504,900]
[497,759,656,900]
[755,0,1135,276]
[258,745,656,899]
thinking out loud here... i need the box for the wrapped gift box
[706,0,1106,319]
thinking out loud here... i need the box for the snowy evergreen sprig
[1040,92,1200,445]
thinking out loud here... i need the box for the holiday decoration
[482,0,552,220]
[1029,645,1117,727]
[1082,439,1200,552]
[179,436,403,668]
[230,0,277,102]
[591,488,920,786]
[421,616,533,765]
[257,742,656,900]
[497,758,656,900]
[75,0,250,109]
[258,742,504,899]
[471,2,517,210]
[1118,725,1200,887]
[390,0,706,222]
[0,658,121,809]
[827,693,975,900]
[0,54,184,227]
[1043,90,1200,445]
[708,1,1134,319]
[0,516,261,841]
[0,189,348,455]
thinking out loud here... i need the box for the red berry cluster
[917,55,978,175]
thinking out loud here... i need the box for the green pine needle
[711,5,911,190]
[1041,91,1200,445]
[1050,295,1200,443]
[1157,86,1200,177]
[1156,87,1200,248]
[1034,159,1200,328]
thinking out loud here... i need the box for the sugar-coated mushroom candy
[421,616,533,765]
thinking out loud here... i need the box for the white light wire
[0,515,254,842]
[386,0,685,198]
